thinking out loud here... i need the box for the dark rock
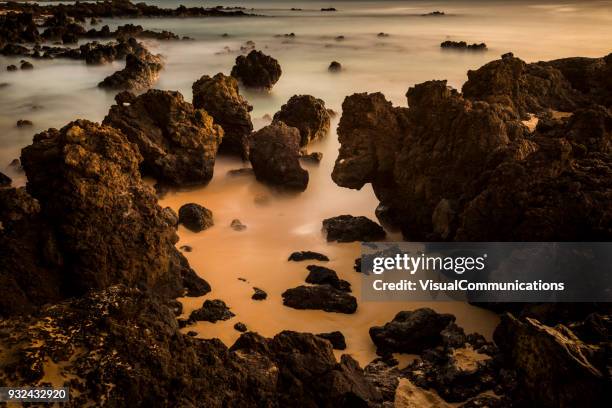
[252,287,267,300]
[187,330,198,337]
[20,60,33,69]
[316,331,346,350]
[273,95,331,146]
[441,40,487,51]
[369,308,455,355]
[178,203,213,232]
[114,90,135,105]
[377,32,389,38]
[103,89,223,186]
[0,172,11,187]
[288,251,329,262]
[322,215,386,242]
[16,119,33,128]
[179,245,192,252]
[282,285,357,314]
[364,358,401,403]
[6,65,18,71]
[230,219,247,231]
[192,73,253,158]
[98,45,163,91]
[423,11,445,16]
[353,257,362,272]
[321,8,337,12]
[329,61,342,72]
[231,50,282,90]
[189,299,235,323]
[234,322,247,332]
[249,122,309,191]
[300,151,323,163]
[305,265,351,292]
[335,35,345,41]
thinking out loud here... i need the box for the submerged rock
[316,331,347,350]
[231,49,282,90]
[282,284,357,314]
[273,95,331,146]
[178,203,213,232]
[103,89,223,186]
[230,218,247,231]
[305,265,351,292]
[322,215,386,242]
[288,250,329,262]
[189,299,235,323]
[249,122,309,191]
[192,73,253,158]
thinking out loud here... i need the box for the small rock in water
[316,331,347,350]
[282,285,357,314]
[377,32,390,37]
[187,331,198,337]
[230,49,282,90]
[322,215,386,242]
[179,245,193,252]
[234,322,247,332]
[252,287,267,300]
[227,168,254,177]
[321,8,337,12]
[189,299,235,323]
[230,219,247,231]
[328,61,342,72]
[440,40,487,51]
[334,35,345,41]
[423,11,445,16]
[16,119,33,127]
[20,60,33,70]
[288,251,329,262]
[300,151,323,164]
[6,65,18,72]
[238,277,248,282]
[306,265,351,292]
[178,203,214,232]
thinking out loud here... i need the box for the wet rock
[322,214,386,242]
[305,265,351,292]
[377,32,390,38]
[252,287,267,300]
[440,41,487,51]
[192,73,253,158]
[369,308,455,355]
[230,219,247,231]
[231,50,282,90]
[19,120,209,300]
[363,358,401,403]
[0,172,11,187]
[234,322,247,332]
[423,11,445,16]
[178,203,214,232]
[300,151,323,163]
[282,284,357,314]
[273,94,331,146]
[6,64,18,71]
[328,61,342,72]
[316,331,346,350]
[249,122,309,191]
[20,60,33,69]
[493,313,609,407]
[103,89,223,186]
[16,119,33,128]
[187,330,198,337]
[98,45,163,91]
[288,250,329,262]
[189,299,235,323]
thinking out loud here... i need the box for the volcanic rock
[234,322,248,332]
[328,61,342,72]
[273,95,331,146]
[16,119,33,127]
[178,203,213,232]
[316,331,347,350]
[252,287,267,300]
[322,215,386,242]
[282,285,357,314]
[231,50,282,90]
[98,44,163,91]
[189,299,235,323]
[305,265,351,292]
[288,251,329,262]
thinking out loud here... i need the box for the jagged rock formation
[103,90,223,186]
[192,73,253,158]
[273,95,331,146]
[322,215,386,242]
[98,45,163,90]
[231,50,282,90]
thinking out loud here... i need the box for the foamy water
[2,0,611,365]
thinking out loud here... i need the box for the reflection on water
[1,0,611,364]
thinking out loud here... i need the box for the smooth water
[1,0,611,364]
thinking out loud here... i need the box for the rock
[179,245,192,252]
[335,35,345,41]
[19,120,210,301]
[249,122,309,191]
[234,322,247,332]
[493,313,609,407]
[187,330,198,337]
[20,60,33,69]
[282,285,357,314]
[189,299,235,323]
[321,8,337,12]
[273,95,331,146]
[440,41,487,51]
[230,219,247,231]
[316,331,346,350]
[231,50,282,90]
[192,73,253,158]
[178,203,213,232]
[114,89,135,105]
[300,151,323,163]
[6,65,18,71]
[103,89,223,186]
[288,251,329,262]
[424,11,445,16]
[369,308,455,355]
[16,119,33,127]
[328,61,342,72]
[322,215,386,242]
[98,45,163,91]
[305,265,351,292]
[377,32,390,37]
[363,358,401,403]
[252,287,267,300]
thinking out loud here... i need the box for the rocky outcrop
[189,299,235,323]
[98,44,163,91]
[192,73,253,159]
[273,95,331,146]
[178,203,214,232]
[288,250,329,262]
[282,285,358,314]
[440,41,486,51]
[249,122,309,191]
[103,90,223,186]
[316,331,347,350]
[306,265,351,292]
[322,215,386,242]
[231,50,282,90]
[19,120,209,301]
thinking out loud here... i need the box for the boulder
[189,299,235,323]
[231,50,282,90]
[103,89,223,186]
[273,95,331,146]
[305,265,351,292]
[288,250,329,262]
[192,73,253,158]
[98,44,163,91]
[178,203,213,232]
[249,122,309,191]
[282,284,357,314]
[6,64,18,71]
[328,61,342,72]
[369,308,455,355]
[316,331,346,350]
[322,215,386,242]
[234,322,248,332]
[252,287,267,300]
